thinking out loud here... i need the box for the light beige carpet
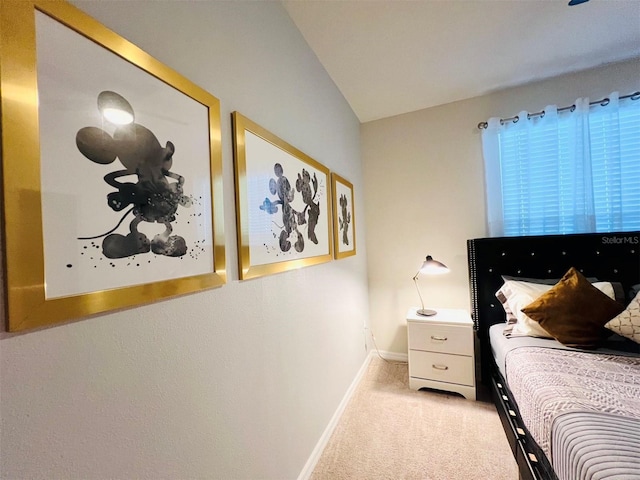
[310,356,518,480]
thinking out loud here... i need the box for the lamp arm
[413,274,425,312]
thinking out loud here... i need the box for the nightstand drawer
[407,323,472,355]
[409,350,474,386]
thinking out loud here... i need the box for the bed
[467,231,640,480]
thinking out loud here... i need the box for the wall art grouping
[232,112,334,280]
[331,173,357,259]
[0,0,358,331]
[0,0,225,331]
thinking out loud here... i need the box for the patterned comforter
[505,347,640,479]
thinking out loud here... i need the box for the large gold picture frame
[0,0,225,332]
[232,112,333,280]
[331,173,357,259]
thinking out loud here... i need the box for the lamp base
[416,308,437,316]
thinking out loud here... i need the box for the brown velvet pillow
[521,267,625,348]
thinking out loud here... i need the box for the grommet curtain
[482,92,640,237]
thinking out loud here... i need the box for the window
[589,102,640,232]
[482,92,640,237]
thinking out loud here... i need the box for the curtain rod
[477,91,640,130]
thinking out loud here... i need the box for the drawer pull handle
[430,335,448,341]
[432,364,449,371]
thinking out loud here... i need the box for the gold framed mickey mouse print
[0,0,225,331]
[331,173,357,259]
[232,112,333,280]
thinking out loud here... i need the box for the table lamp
[413,255,450,316]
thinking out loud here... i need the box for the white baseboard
[296,352,374,480]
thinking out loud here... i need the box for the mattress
[490,324,640,480]
[489,323,640,377]
[489,323,569,377]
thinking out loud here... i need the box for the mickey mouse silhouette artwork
[75,91,192,259]
[339,193,351,246]
[259,162,320,253]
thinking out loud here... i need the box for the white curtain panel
[482,92,640,237]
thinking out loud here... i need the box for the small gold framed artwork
[331,173,356,259]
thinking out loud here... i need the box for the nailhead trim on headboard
[467,231,640,382]
[468,240,479,330]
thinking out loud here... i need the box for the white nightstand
[406,307,476,400]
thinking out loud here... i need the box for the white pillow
[605,290,640,345]
[501,280,553,337]
[501,279,615,338]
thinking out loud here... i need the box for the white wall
[362,58,640,354]
[0,2,369,479]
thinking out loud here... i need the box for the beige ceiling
[282,0,640,123]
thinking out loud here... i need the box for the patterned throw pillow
[495,286,518,336]
[605,291,640,345]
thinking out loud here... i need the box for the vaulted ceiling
[283,0,640,123]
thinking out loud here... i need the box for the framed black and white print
[232,112,333,280]
[0,0,225,331]
[331,173,356,259]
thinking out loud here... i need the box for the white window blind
[482,92,640,237]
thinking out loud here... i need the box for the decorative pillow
[495,286,518,335]
[606,281,626,305]
[498,280,554,338]
[502,275,563,285]
[605,291,640,345]
[501,275,624,302]
[497,276,617,338]
[521,267,625,348]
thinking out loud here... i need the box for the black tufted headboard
[467,231,640,382]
